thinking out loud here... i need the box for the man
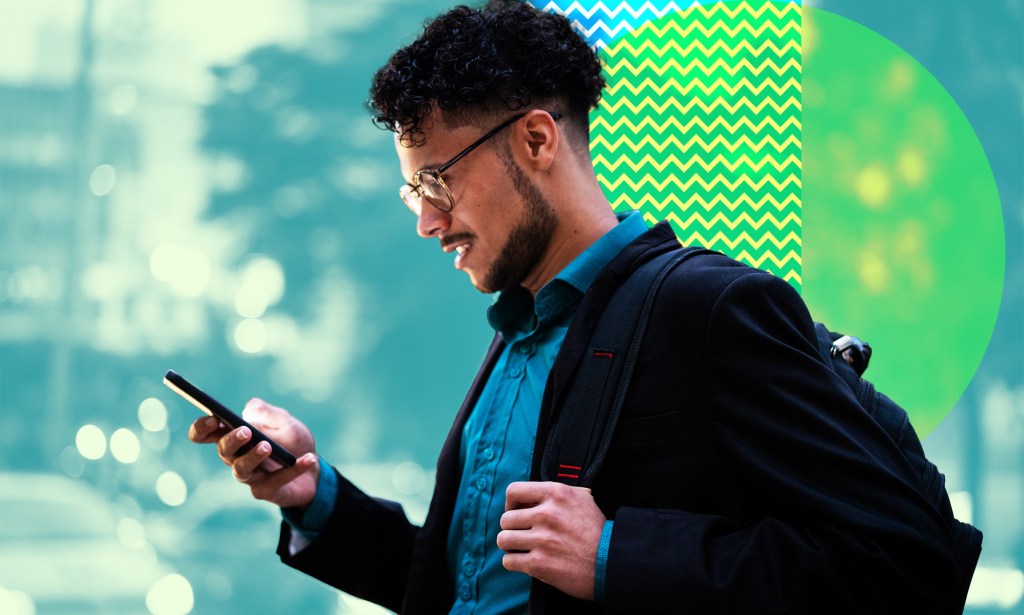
[189,2,962,613]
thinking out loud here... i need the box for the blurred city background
[0,0,1020,614]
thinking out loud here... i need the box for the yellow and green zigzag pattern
[576,1,803,288]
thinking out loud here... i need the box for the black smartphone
[163,369,297,467]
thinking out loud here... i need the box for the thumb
[242,398,272,425]
[251,453,319,503]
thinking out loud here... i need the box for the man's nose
[416,204,451,238]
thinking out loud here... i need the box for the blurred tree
[198,2,492,466]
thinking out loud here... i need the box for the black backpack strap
[542,246,712,487]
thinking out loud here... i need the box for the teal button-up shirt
[285,212,649,613]
[446,212,647,613]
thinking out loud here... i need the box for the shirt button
[509,366,522,377]
[476,477,488,490]
[460,585,472,601]
[482,448,495,461]
[463,562,474,577]
[518,343,534,354]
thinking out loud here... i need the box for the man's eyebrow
[417,160,445,172]
[401,163,439,185]
[410,160,449,177]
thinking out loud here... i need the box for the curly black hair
[369,1,604,148]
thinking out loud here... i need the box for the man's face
[395,117,557,293]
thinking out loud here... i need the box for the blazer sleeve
[276,466,420,612]
[603,270,961,613]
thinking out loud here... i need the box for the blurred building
[0,0,151,466]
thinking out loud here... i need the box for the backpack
[540,246,982,612]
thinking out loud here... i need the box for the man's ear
[514,110,560,172]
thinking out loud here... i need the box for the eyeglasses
[399,111,562,216]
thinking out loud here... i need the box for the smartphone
[163,369,297,467]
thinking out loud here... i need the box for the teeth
[455,245,467,255]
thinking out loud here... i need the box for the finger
[243,397,268,413]
[231,439,274,482]
[242,398,274,426]
[499,508,534,531]
[505,481,563,511]
[188,416,224,443]
[502,551,525,573]
[248,453,318,500]
[496,528,534,553]
[216,426,252,462]
[501,551,539,578]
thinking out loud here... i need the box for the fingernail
[257,441,270,453]
[236,428,249,441]
[205,417,218,428]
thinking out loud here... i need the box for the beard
[481,155,558,293]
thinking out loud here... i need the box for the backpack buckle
[831,335,872,376]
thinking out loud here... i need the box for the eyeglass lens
[401,171,451,215]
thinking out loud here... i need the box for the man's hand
[188,398,319,509]
[497,481,607,601]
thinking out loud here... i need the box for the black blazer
[279,222,961,614]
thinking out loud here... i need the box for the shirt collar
[486,211,649,340]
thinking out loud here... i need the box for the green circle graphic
[802,8,1005,435]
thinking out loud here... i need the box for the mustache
[440,232,476,250]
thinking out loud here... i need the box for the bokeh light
[110,428,141,463]
[58,445,85,478]
[138,397,168,432]
[108,83,138,116]
[896,147,926,186]
[75,424,107,460]
[966,567,1024,610]
[234,318,267,353]
[392,461,427,496]
[149,243,211,298]
[234,255,285,318]
[3,266,62,302]
[155,471,188,507]
[145,573,194,615]
[949,491,973,525]
[116,517,147,549]
[234,288,269,319]
[0,587,35,615]
[80,261,126,301]
[853,164,891,208]
[89,163,117,196]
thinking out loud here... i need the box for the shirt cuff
[594,519,613,603]
[281,455,337,540]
